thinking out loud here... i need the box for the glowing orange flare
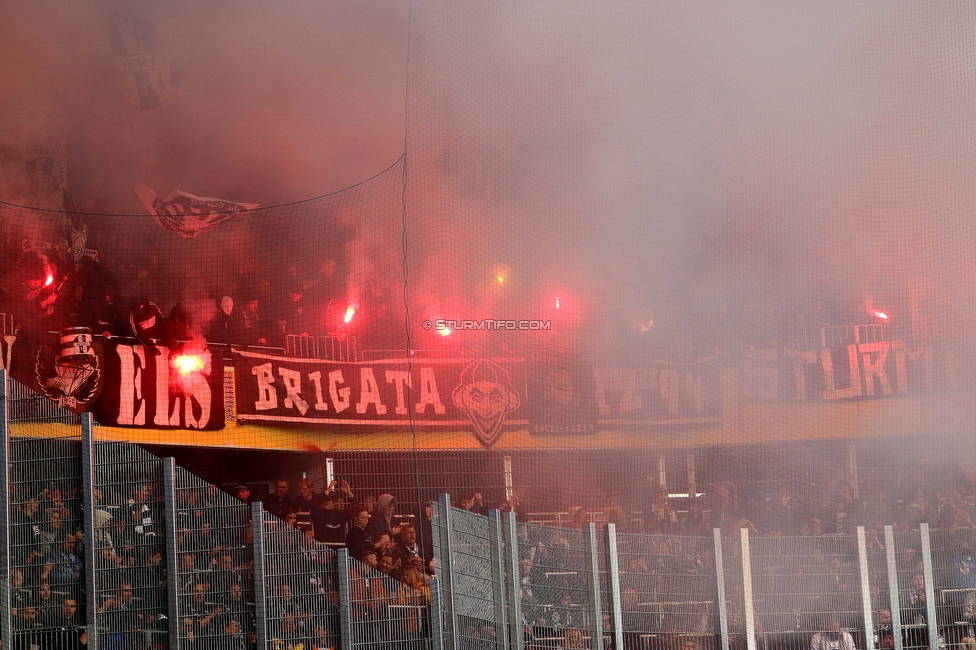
[497,275,505,284]
[554,297,560,309]
[173,354,204,375]
[438,327,452,337]
[874,311,888,320]
[45,275,53,287]
[344,307,355,323]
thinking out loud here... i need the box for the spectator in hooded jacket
[365,494,399,541]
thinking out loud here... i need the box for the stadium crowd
[0,239,406,355]
[13,460,976,650]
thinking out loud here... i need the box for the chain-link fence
[433,496,508,649]
[928,527,975,650]
[516,521,597,647]
[891,528,934,650]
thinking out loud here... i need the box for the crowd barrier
[0,368,972,650]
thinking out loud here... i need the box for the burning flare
[344,306,356,324]
[173,353,204,375]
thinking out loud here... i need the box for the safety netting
[3,1,976,647]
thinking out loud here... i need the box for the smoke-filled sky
[3,0,976,356]
[0,0,409,206]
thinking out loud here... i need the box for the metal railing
[286,334,358,361]
[794,324,888,352]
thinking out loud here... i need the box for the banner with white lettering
[740,340,939,401]
[592,356,723,425]
[10,334,223,428]
[232,351,527,446]
[90,341,224,429]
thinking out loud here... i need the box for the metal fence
[170,463,256,649]
[338,546,431,649]
[253,503,342,650]
[91,440,169,648]
[4,369,976,650]
[615,532,719,649]
[750,534,862,650]
[7,423,85,650]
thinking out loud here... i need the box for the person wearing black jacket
[312,492,347,545]
[345,507,375,561]
[261,479,296,520]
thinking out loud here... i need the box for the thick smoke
[4,0,976,475]
[1,1,408,206]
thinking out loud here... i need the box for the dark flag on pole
[111,20,184,112]
[136,185,259,238]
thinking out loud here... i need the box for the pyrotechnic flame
[173,354,204,375]
[344,306,355,323]
[874,311,888,320]
[45,275,53,287]
[554,296,560,309]
[439,327,452,337]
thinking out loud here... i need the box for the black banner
[741,340,938,401]
[232,350,527,446]
[592,357,723,425]
[10,333,224,430]
[527,353,599,435]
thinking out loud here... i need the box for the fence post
[584,522,605,650]
[430,576,446,650]
[80,412,99,649]
[604,523,625,650]
[436,493,457,648]
[501,511,524,650]
[857,526,876,650]
[337,547,354,647]
[740,527,757,650]
[919,523,940,650]
[251,502,270,650]
[488,509,508,649]
[503,456,514,501]
[0,369,10,650]
[713,528,730,650]
[162,458,182,647]
[884,526,904,650]
[430,575,447,650]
